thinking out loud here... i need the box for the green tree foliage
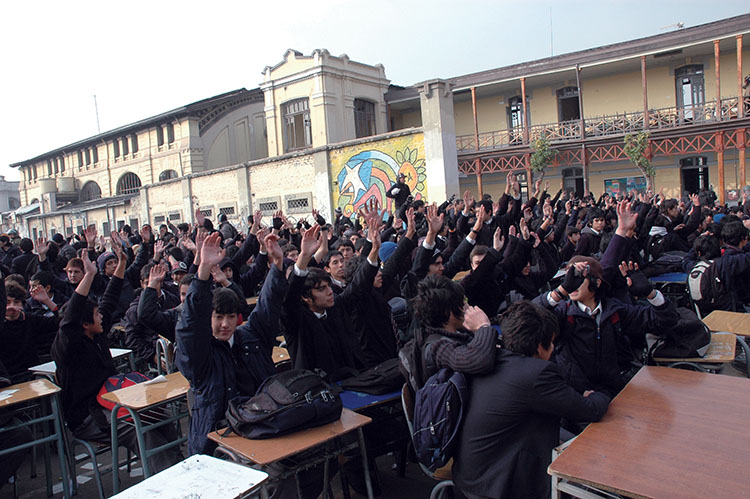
[530,136,557,181]
[623,131,655,191]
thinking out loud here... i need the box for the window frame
[354,98,376,138]
[282,98,312,152]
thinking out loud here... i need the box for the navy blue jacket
[175,264,287,455]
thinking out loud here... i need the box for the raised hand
[200,232,225,269]
[615,199,638,237]
[36,237,49,257]
[84,224,98,247]
[530,231,541,248]
[81,250,97,275]
[250,210,262,235]
[619,261,654,298]
[519,218,530,240]
[140,225,153,244]
[300,225,322,258]
[689,193,700,207]
[493,227,505,252]
[509,225,517,238]
[154,240,166,259]
[148,263,167,288]
[195,208,205,226]
[180,236,197,253]
[405,207,416,237]
[426,203,444,235]
[30,284,52,306]
[257,228,268,253]
[264,233,283,268]
[210,265,229,287]
[110,232,125,261]
[463,305,491,331]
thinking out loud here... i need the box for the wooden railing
[455,95,748,153]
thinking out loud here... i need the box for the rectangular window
[92,146,99,163]
[122,137,129,156]
[47,160,53,176]
[84,149,91,165]
[77,151,83,168]
[113,140,120,158]
[199,208,213,218]
[354,99,376,138]
[157,126,164,146]
[129,218,139,229]
[154,215,166,224]
[33,165,38,180]
[59,156,65,173]
[102,222,110,235]
[283,99,312,152]
[168,212,181,221]
[54,158,59,174]
[131,134,139,153]
[258,200,278,212]
[166,123,175,144]
[117,220,125,230]
[218,206,235,216]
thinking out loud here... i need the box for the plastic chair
[400,384,453,499]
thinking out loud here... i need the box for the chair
[156,335,175,375]
[651,332,737,373]
[400,384,453,499]
[65,428,138,499]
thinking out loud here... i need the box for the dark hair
[168,246,184,261]
[0,235,9,244]
[354,237,368,253]
[565,226,580,238]
[661,199,678,215]
[501,301,558,356]
[599,231,614,254]
[281,244,298,257]
[121,224,132,234]
[469,244,489,261]
[323,250,343,267]
[179,273,195,288]
[477,199,492,215]
[212,287,242,315]
[343,257,361,284]
[588,208,605,222]
[412,199,425,210]
[6,283,27,301]
[19,238,33,253]
[65,257,84,271]
[301,268,331,301]
[335,239,354,251]
[30,271,54,288]
[5,274,27,290]
[140,263,155,282]
[159,224,168,231]
[693,235,721,260]
[177,223,190,233]
[412,275,465,328]
[79,298,98,326]
[721,221,749,247]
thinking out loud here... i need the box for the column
[641,56,649,128]
[417,79,460,202]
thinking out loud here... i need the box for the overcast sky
[1,0,748,182]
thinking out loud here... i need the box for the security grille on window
[219,206,236,216]
[116,172,142,195]
[283,98,312,151]
[354,99,376,138]
[154,215,166,224]
[169,212,181,221]
[258,201,279,212]
[199,208,213,218]
[80,181,102,202]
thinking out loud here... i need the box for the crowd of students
[1,176,749,498]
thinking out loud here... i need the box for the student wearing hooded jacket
[534,201,679,397]
[175,231,288,456]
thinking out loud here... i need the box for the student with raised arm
[175,231,288,456]
[282,219,381,381]
[52,233,182,472]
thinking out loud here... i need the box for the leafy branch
[623,131,654,190]
[529,136,557,181]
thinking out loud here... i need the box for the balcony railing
[456,95,749,153]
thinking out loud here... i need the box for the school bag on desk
[224,369,342,439]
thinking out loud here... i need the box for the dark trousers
[72,408,183,474]
[0,417,33,489]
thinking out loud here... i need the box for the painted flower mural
[330,134,427,217]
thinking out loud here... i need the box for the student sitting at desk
[454,301,610,499]
[52,234,182,473]
[175,231,287,456]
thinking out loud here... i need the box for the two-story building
[9,14,750,239]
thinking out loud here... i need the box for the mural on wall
[329,133,426,217]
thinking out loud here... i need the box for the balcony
[456,95,749,153]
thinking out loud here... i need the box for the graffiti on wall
[329,133,426,217]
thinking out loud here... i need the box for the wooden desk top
[702,310,750,337]
[110,454,268,499]
[100,372,189,410]
[0,379,60,408]
[273,346,289,364]
[653,332,736,363]
[29,348,132,375]
[452,270,469,281]
[208,408,372,465]
[549,366,750,499]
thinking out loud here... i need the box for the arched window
[116,172,142,195]
[159,170,178,182]
[80,181,102,202]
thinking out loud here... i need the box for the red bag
[97,372,150,418]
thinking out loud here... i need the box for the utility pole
[93,94,101,134]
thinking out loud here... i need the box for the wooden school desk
[111,454,269,499]
[208,408,374,498]
[28,347,135,381]
[701,310,750,377]
[0,378,71,498]
[100,371,190,494]
[549,366,750,499]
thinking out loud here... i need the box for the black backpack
[340,358,404,395]
[224,369,342,439]
[649,307,711,359]
[688,260,734,314]
[412,368,468,472]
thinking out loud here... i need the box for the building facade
[8,14,750,239]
